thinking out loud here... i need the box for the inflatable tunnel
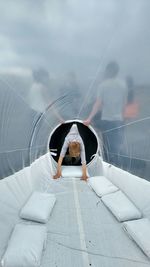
[1,1,150,266]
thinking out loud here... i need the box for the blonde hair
[69,142,80,157]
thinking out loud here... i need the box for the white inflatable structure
[1,121,150,266]
[1,1,150,266]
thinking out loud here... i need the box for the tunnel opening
[49,121,99,166]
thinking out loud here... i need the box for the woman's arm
[83,98,101,126]
[81,163,88,181]
[53,135,70,179]
[80,138,88,181]
[53,156,63,179]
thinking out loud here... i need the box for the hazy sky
[0,0,150,83]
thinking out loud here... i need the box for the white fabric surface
[102,190,142,222]
[20,191,56,223]
[88,176,118,197]
[123,218,150,258]
[1,223,47,267]
[62,166,83,178]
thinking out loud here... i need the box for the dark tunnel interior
[49,122,98,165]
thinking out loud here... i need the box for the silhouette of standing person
[28,68,50,113]
[84,61,128,165]
[60,71,81,120]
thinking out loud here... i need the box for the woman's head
[69,142,80,157]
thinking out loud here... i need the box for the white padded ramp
[102,190,142,222]
[61,166,89,178]
[88,176,118,197]
[123,218,150,258]
[62,166,83,178]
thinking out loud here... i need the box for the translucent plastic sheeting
[0,0,150,180]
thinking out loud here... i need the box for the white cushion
[20,191,56,223]
[1,223,47,267]
[62,166,83,178]
[123,218,150,258]
[88,176,118,197]
[102,190,142,222]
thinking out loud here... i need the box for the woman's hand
[53,172,61,179]
[80,174,88,181]
[83,119,91,126]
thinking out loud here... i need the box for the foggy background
[0,0,150,83]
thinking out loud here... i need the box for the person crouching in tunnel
[53,124,88,181]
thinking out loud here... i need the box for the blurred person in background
[28,68,64,122]
[28,68,50,113]
[60,71,82,120]
[84,61,128,166]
